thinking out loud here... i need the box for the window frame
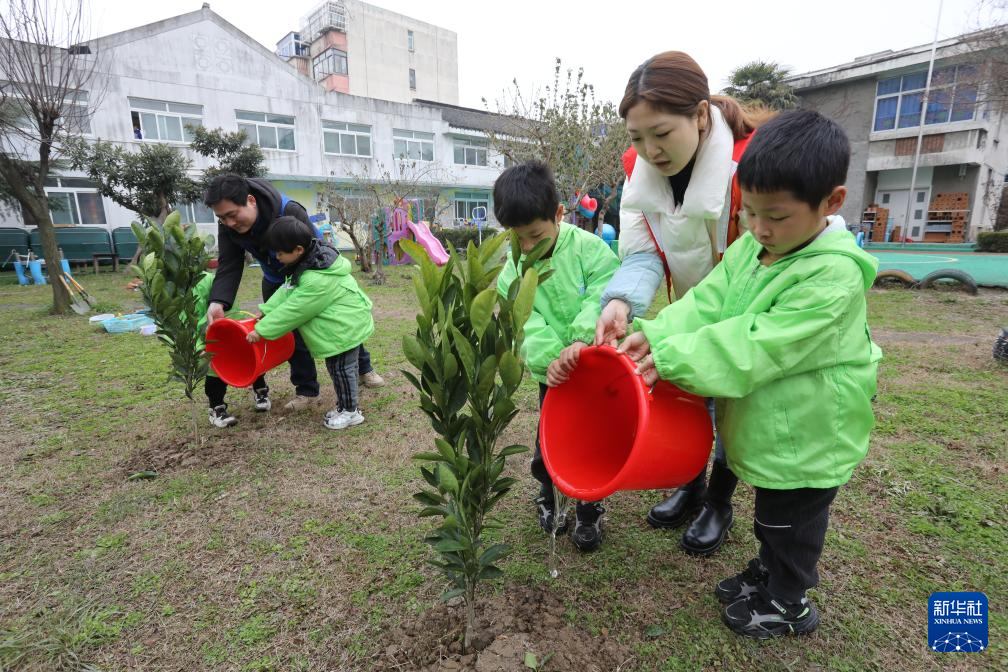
[235,110,296,151]
[392,128,434,162]
[322,120,373,157]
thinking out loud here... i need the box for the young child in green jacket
[494,161,620,552]
[619,110,882,639]
[194,270,271,428]
[247,217,375,430]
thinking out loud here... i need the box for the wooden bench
[92,252,119,274]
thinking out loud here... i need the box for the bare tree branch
[0,0,105,313]
[482,58,629,230]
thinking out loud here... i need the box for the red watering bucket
[540,345,713,501]
[205,317,295,388]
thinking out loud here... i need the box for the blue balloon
[600,223,616,243]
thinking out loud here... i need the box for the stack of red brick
[926,192,969,243]
[862,205,890,242]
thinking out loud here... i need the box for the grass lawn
[0,264,1005,671]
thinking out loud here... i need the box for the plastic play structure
[5,250,72,286]
[384,202,449,266]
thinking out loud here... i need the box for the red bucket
[540,345,713,501]
[205,317,295,388]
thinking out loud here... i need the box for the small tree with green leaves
[400,232,552,652]
[188,125,266,184]
[131,211,211,445]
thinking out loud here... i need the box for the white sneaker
[208,404,237,428]
[252,387,271,412]
[361,371,386,388]
[323,409,364,430]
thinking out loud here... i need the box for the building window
[22,176,106,226]
[322,121,372,156]
[313,48,348,80]
[454,192,490,223]
[129,97,203,142]
[276,32,309,58]
[64,90,92,135]
[407,30,414,51]
[409,68,416,91]
[174,200,216,225]
[393,128,433,161]
[454,138,488,166]
[236,111,296,151]
[873,64,978,132]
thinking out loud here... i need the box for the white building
[788,29,1008,242]
[0,4,500,248]
[277,0,460,106]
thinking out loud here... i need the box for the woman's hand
[594,299,631,347]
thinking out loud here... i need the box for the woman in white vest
[594,51,769,556]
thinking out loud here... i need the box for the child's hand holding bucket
[618,332,658,386]
[246,329,262,343]
[547,342,587,387]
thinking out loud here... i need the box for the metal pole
[902,0,944,247]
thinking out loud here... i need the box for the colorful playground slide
[387,208,450,266]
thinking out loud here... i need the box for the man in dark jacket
[204,174,384,411]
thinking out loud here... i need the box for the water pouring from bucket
[539,345,713,501]
[205,317,295,388]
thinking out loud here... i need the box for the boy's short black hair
[737,109,850,208]
[265,216,315,253]
[492,161,560,228]
[204,174,250,208]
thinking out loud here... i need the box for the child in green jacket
[619,110,882,639]
[494,161,620,552]
[247,217,375,430]
[195,271,271,428]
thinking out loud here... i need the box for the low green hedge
[432,226,502,251]
[976,231,1008,252]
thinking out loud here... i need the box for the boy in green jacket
[195,271,271,428]
[620,110,882,638]
[494,161,620,552]
[247,217,375,430]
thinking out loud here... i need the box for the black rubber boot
[646,470,706,529]
[680,461,738,556]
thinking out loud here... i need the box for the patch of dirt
[375,585,630,672]
[118,433,249,475]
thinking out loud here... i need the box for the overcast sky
[90,0,999,108]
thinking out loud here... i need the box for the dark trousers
[324,346,360,412]
[754,486,839,603]
[205,374,266,408]
[531,383,550,486]
[261,277,374,397]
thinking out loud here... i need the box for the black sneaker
[252,386,271,412]
[535,487,569,536]
[722,586,819,639]
[208,404,237,428]
[571,501,605,552]
[715,557,769,604]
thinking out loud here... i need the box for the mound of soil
[375,585,630,672]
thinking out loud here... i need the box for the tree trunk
[463,585,476,654]
[343,226,372,272]
[36,210,71,314]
